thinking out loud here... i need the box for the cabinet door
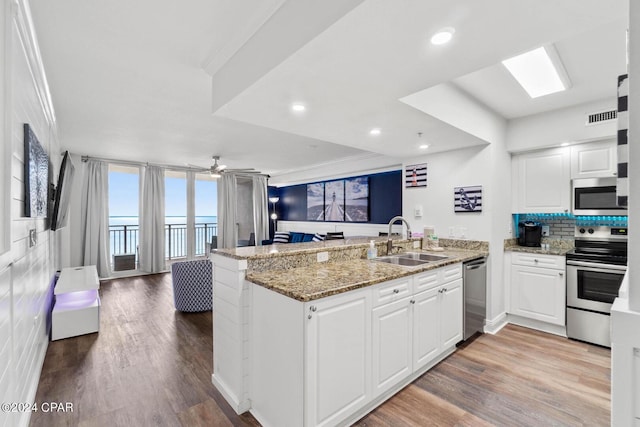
[371,297,412,398]
[440,279,463,349]
[510,265,565,325]
[571,140,617,179]
[412,288,440,371]
[515,148,570,213]
[305,290,371,427]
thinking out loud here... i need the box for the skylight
[502,46,570,98]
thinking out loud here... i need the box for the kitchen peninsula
[211,237,487,427]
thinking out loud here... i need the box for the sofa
[262,231,342,245]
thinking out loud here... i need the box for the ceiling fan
[194,156,259,177]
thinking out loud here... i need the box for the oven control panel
[575,226,628,240]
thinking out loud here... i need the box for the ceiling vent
[585,109,617,126]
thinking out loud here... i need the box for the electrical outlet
[541,225,550,237]
[413,241,420,249]
[317,251,329,262]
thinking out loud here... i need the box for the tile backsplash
[514,214,628,240]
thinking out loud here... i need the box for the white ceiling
[29,0,628,177]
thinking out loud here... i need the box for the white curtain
[139,165,165,273]
[252,176,269,245]
[81,160,111,278]
[218,173,237,248]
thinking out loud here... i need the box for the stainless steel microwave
[572,177,628,216]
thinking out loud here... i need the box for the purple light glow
[55,290,99,310]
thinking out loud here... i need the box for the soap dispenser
[367,240,378,259]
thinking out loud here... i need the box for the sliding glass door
[195,173,217,256]
[108,165,140,271]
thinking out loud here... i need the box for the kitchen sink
[400,252,449,262]
[373,252,448,267]
[373,256,430,267]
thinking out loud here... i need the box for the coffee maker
[518,221,542,247]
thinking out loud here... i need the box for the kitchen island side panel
[211,254,251,413]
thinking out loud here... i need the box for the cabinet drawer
[441,263,462,283]
[372,278,412,307]
[414,270,439,293]
[511,253,565,270]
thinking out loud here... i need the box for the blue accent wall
[274,170,402,224]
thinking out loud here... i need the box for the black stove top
[566,239,628,266]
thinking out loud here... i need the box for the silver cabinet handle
[310,306,317,312]
[393,289,399,294]
[308,314,312,319]
[534,259,539,263]
[559,272,564,277]
[410,299,415,304]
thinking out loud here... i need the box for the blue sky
[109,171,217,217]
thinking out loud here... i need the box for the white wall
[506,98,618,152]
[1,1,59,426]
[402,140,511,329]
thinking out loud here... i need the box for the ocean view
[109,216,217,226]
[108,216,218,261]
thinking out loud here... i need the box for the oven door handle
[566,260,628,271]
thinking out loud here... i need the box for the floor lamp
[269,197,279,236]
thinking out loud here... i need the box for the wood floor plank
[31,273,610,426]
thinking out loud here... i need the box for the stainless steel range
[565,226,628,347]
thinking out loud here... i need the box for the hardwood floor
[31,273,610,427]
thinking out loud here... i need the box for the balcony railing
[108,222,217,264]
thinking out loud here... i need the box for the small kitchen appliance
[517,221,542,247]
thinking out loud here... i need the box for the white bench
[51,266,100,341]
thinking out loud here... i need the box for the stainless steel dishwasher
[463,257,487,341]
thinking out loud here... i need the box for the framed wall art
[23,123,49,218]
[306,182,325,221]
[454,185,482,212]
[345,177,369,222]
[324,180,345,221]
[405,163,427,188]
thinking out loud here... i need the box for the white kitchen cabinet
[371,296,413,398]
[305,289,372,427]
[250,263,463,427]
[412,287,439,371]
[251,285,371,427]
[439,278,463,348]
[509,254,565,326]
[372,266,463,397]
[512,147,571,213]
[570,139,617,179]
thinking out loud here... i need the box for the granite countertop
[505,246,571,256]
[214,236,413,260]
[246,248,487,302]
[503,238,573,256]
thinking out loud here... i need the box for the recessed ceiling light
[291,103,306,112]
[430,28,455,45]
[502,46,571,98]
[419,144,430,150]
[369,128,381,136]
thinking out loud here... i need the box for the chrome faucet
[387,216,411,254]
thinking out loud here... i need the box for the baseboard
[20,337,49,427]
[507,314,567,337]
[484,312,508,334]
[212,374,251,414]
